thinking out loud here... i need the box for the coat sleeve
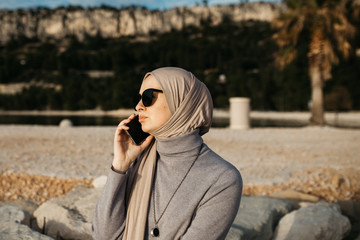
[92,168,129,240]
[181,168,243,240]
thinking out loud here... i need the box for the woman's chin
[141,121,161,134]
[141,125,151,134]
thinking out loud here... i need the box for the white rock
[34,185,101,240]
[92,175,107,189]
[273,202,351,240]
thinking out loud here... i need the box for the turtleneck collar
[155,129,203,159]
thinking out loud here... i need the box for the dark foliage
[0,16,359,111]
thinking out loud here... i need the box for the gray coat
[92,130,242,240]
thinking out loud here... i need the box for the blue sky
[0,0,279,11]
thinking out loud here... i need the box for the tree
[272,0,355,125]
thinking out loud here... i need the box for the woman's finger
[139,135,154,151]
[128,113,136,120]
[118,114,136,127]
[115,114,137,134]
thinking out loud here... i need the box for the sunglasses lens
[142,89,153,107]
[134,89,162,110]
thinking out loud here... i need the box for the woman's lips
[138,115,147,122]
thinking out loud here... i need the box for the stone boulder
[273,202,351,240]
[226,196,293,240]
[33,185,101,240]
[0,205,53,240]
[0,199,40,231]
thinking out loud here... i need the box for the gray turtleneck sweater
[92,130,242,240]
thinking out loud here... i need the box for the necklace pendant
[151,227,160,237]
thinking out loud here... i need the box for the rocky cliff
[0,3,283,44]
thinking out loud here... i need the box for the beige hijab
[123,67,213,240]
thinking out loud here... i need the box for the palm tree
[272,0,356,126]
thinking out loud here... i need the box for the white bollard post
[230,97,250,130]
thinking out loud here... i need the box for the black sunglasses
[134,88,163,110]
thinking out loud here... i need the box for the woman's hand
[112,114,154,173]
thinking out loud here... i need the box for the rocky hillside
[0,2,283,44]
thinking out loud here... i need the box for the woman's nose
[135,101,145,112]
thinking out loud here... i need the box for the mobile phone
[125,115,150,145]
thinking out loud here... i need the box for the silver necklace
[150,143,203,238]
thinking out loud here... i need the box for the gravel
[0,125,359,203]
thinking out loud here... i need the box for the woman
[92,67,242,240]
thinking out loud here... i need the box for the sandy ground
[0,125,359,203]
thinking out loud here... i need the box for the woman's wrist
[111,160,130,174]
[111,165,127,174]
